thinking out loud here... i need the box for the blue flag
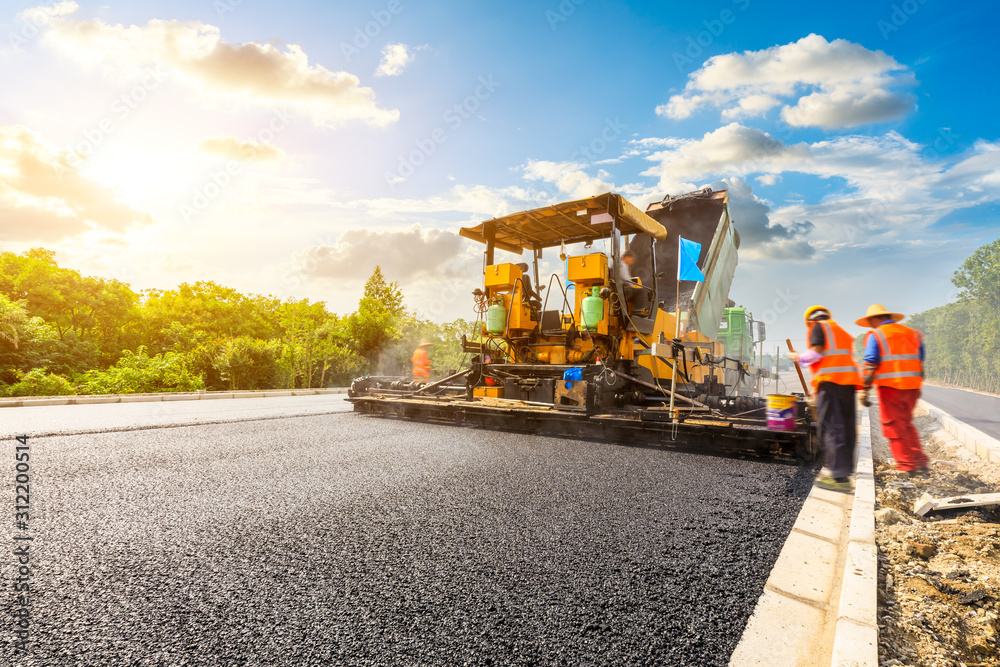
[678,237,705,282]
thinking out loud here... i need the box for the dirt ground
[872,403,1000,667]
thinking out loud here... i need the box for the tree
[0,294,26,348]
[347,266,405,371]
[953,237,1000,308]
[908,236,1000,393]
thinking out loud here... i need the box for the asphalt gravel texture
[3,410,815,666]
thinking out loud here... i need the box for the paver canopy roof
[459,192,667,255]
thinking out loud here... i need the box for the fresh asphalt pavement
[2,397,814,665]
[921,385,1000,441]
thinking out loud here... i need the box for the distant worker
[856,304,929,478]
[411,339,432,381]
[789,306,861,493]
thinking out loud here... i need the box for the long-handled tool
[786,339,818,421]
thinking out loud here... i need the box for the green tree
[346,266,405,372]
[0,294,26,348]
[953,237,1000,308]
[908,236,1000,393]
[214,336,283,390]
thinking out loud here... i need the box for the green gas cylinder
[581,287,604,331]
[486,299,507,334]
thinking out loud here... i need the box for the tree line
[907,237,1000,394]
[0,249,472,397]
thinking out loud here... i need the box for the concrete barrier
[919,399,1000,465]
[0,387,348,409]
[730,408,879,667]
[830,408,878,667]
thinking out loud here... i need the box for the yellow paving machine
[348,189,816,460]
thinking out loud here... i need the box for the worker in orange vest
[790,305,862,493]
[856,304,929,478]
[411,339,432,381]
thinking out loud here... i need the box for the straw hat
[418,338,433,347]
[855,304,905,328]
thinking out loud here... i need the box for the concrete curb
[730,408,879,667]
[830,407,878,667]
[919,398,1000,465]
[0,387,348,408]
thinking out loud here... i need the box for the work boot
[814,473,853,493]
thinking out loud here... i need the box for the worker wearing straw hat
[856,304,929,478]
[411,339,432,380]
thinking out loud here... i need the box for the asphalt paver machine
[348,189,816,460]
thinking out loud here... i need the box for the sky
[1,0,998,350]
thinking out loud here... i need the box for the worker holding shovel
[789,305,862,493]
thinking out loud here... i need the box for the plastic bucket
[766,394,797,431]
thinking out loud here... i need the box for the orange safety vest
[866,322,923,390]
[810,320,862,390]
[411,346,431,379]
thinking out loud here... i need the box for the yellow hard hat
[803,305,830,324]
[855,304,905,328]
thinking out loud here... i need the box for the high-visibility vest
[411,347,431,379]
[810,320,862,390]
[867,322,923,390]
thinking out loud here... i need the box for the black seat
[515,263,542,309]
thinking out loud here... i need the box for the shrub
[75,347,204,394]
[2,368,76,397]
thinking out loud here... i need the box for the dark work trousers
[816,381,857,479]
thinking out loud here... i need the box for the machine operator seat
[514,263,542,309]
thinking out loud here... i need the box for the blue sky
[1,0,998,349]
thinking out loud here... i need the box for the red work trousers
[877,385,928,471]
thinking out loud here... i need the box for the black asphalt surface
[3,409,814,666]
[922,385,1000,440]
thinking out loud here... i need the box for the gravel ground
[3,412,814,666]
[873,404,1000,666]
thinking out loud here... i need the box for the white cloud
[0,124,152,242]
[661,34,916,129]
[28,3,398,128]
[195,136,285,162]
[375,43,417,77]
[522,160,615,200]
[711,177,816,261]
[641,123,812,193]
[293,224,465,282]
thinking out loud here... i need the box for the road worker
[856,304,929,478]
[789,305,862,493]
[411,339,432,381]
